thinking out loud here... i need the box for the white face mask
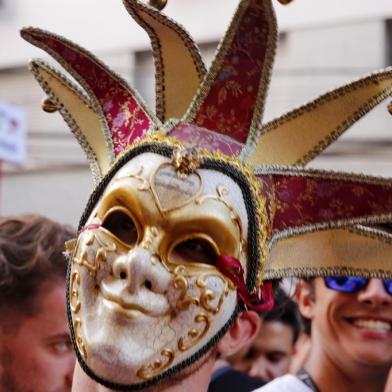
[67,151,259,389]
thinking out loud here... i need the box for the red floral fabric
[193,0,272,143]
[258,174,392,234]
[27,30,151,156]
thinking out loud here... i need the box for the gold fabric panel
[265,228,392,279]
[249,70,392,166]
[136,9,204,121]
[31,62,112,177]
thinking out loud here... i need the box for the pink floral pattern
[193,0,272,143]
[169,122,243,156]
[26,30,151,156]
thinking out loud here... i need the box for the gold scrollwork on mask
[74,318,87,359]
[171,147,201,177]
[196,273,235,314]
[141,226,159,252]
[116,165,150,191]
[136,349,175,380]
[85,231,95,246]
[173,266,200,310]
[178,314,210,352]
[196,185,244,251]
[95,230,117,263]
[73,231,116,277]
[64,238,77,259]
[70,271,81,313]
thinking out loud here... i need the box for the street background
[1,0,391,225]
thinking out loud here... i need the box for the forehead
[256,321,294,349]
[16,284,67,336]
[100,152,249,235]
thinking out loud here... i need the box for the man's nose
[249,357,273,382]
[357,279,392,306]
[112,247,171,294]
[64,354,76,388]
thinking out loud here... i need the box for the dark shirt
[208,366,266,392]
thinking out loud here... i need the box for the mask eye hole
[102,209,138,247]
[169,237,218,266]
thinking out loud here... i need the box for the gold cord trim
[29,60,105,184]
[123,0,206,121]
[250,68,392,166]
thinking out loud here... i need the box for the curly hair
[0,214,75,322]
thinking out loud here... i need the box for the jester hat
[22,0,392,389]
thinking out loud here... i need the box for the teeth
[352,319,391,331]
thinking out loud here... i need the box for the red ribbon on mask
[78,223,101,236]
[216,255,274,312]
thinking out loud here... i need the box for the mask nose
[112,247,171,294]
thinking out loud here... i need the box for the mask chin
[67,145,264,390]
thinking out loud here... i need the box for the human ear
[296,280,316,320]
[217,310,260,358]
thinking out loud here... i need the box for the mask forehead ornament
[23,0,392,389]
[151,148,203,213]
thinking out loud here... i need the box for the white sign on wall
[0,102,26,163]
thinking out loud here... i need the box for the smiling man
[255,277,392,392]
[0,214,76,392]
[301,276,392,391]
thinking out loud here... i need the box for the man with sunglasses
[254,275,392,392]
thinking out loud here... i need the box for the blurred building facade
[0,0,391,224]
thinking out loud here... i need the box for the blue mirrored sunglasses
[324,276,392,295]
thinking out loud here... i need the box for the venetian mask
[68,146,266,387]
[23,0,392,389]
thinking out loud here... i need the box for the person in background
[229,289,301,382]
[0,214,76,392]
[254,277,392,392]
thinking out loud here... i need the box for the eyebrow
[42,333,72,343]
[267,350,287,356]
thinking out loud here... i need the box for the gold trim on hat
[123,0,206,122]
[248,68,392,166]
[29,59,113,183]
[264,228,392,280]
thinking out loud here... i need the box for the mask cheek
[69,231,118,358]
[166,267,238,359]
